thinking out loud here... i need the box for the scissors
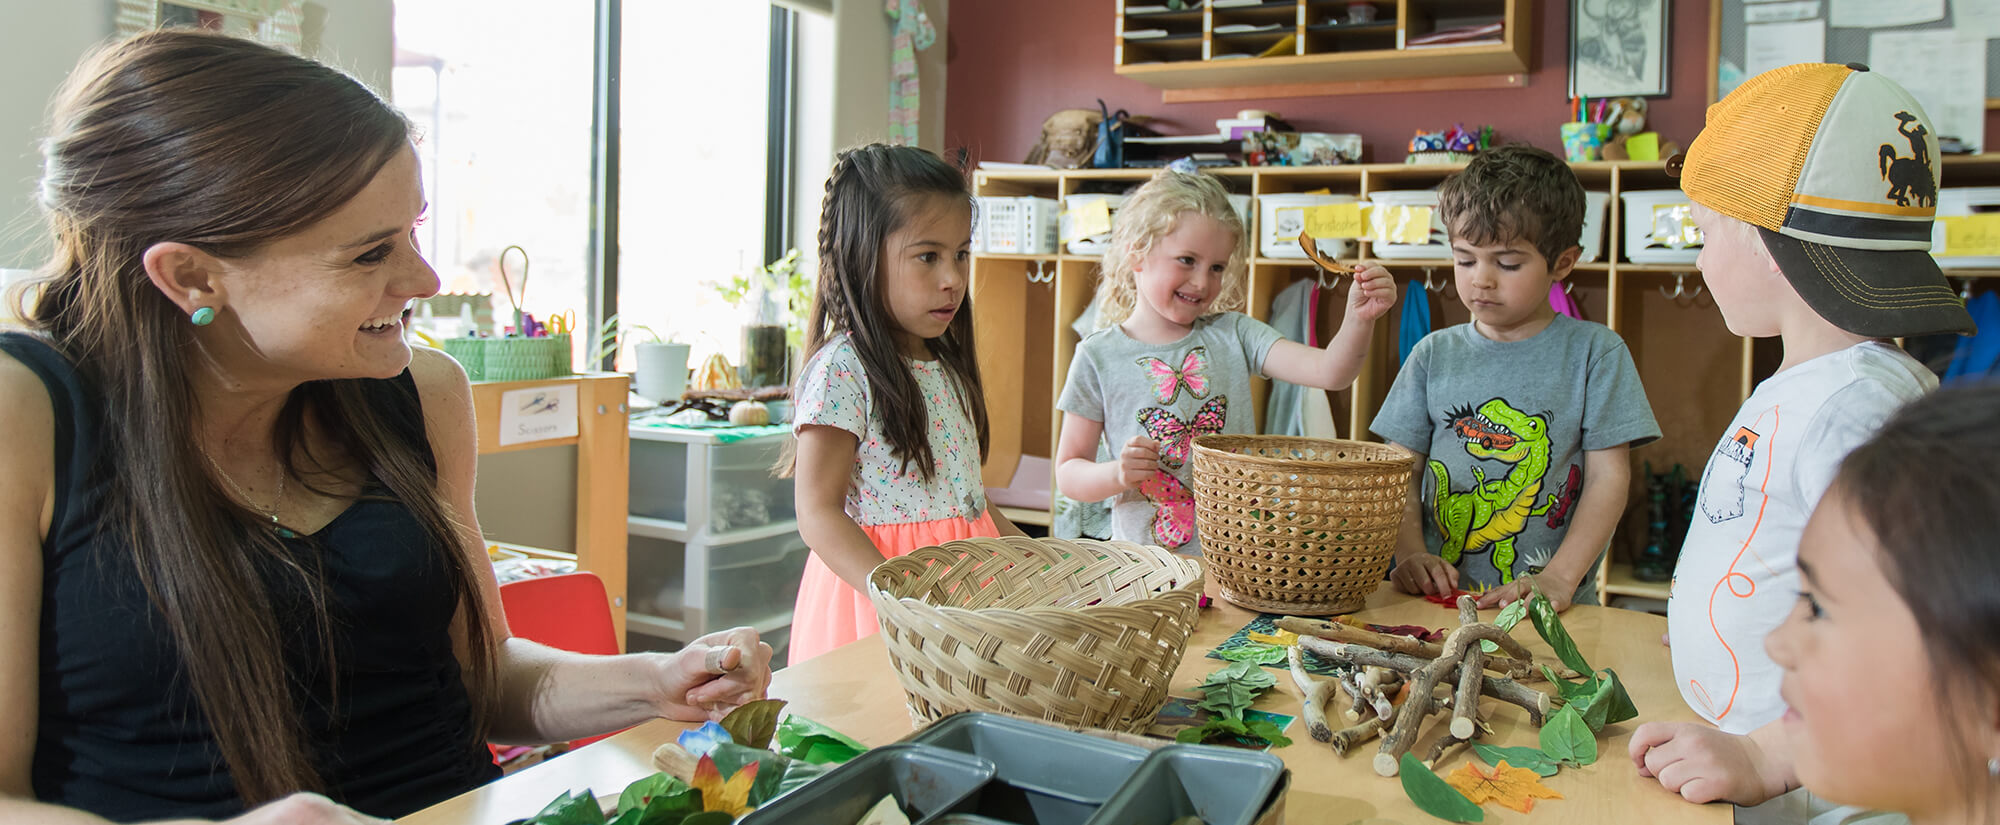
[546,309,576,336]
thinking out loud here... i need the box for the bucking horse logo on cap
[1880,111,1936,208]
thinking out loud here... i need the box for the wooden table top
[400,583,1728,825]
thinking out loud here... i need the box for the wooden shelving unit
[973,155,2000,607]
[1116,0,1530,102]
[473,373,632,643]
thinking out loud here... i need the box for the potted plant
[598,315,689,405]
[712,249,809,390]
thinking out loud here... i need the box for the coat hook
[1962,278,1975,301]
[1660,272,1686,300]
[1563,281,1576,295]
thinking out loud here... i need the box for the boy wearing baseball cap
[1628,63,1975,813]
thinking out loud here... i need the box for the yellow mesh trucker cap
[1673,62,1974,338]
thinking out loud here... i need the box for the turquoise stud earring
[190,306,215,326]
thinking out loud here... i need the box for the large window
[391,1,595,350]
[392,1,827,373]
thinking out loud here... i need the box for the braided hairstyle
[780,144,987,480]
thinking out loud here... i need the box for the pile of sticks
[1281,596,1556,776]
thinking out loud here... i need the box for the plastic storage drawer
[627,530,811,633]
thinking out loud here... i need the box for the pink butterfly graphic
[1136,346,1212,405]
[1138,472,1195,548]
[1136,396,1227,470]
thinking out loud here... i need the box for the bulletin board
[1709,0,2000,106]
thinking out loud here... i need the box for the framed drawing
[1570,0,1671,98]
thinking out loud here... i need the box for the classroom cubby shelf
[973,156,2000,605]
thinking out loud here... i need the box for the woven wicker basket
[868,536,1201,733]
[1190,434,1417,615]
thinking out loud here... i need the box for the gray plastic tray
[908,713,1151,825]
[739,743,996,825]
[1083,744,1285,825]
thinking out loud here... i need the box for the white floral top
[793,333,987,526]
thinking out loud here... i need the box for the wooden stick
[1338,669,1366,722]
[1452,596,1487,741]
[1280,615,1571,680]
[1288,645,1336,742]
[1329,716,1385,756]
[1424,733,1471,770]
[652,742,697,781]
[1301,637,1553,725]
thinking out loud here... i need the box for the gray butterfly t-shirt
[1057,312,1283,554]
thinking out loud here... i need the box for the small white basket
[1259,193,1357,259]
[979,196,1060,255]
[1367,190,1447,259]
[1621,190,1703,264]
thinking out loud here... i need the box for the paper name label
[1061,198,1113,242]
[497,384,580,447]
[1371,205,1436,245]
[1940,214,2000,257]
[1288,203,1366,240]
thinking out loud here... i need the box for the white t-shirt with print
[1667,342,1933,735]
[792,333,988,527]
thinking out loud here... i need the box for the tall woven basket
[1190,434,1417,615]
[868,536,1201,733]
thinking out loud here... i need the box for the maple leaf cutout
[1446,759,1564,813]
[1247,629,1300,646]
[691,753,760,817]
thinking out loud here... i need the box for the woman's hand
[1390,552,1458,597]
[215,793,388,825]
[1629,722,1790,806]
[652,627,774,722]
[1344,265,1398,322]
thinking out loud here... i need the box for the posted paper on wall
[1746,20,1826,79]
[498,384,579,447]
[1745,1,1819,24]
[1830,0,1941,28]
[1870,30,1988,153]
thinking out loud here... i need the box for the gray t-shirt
[1370,315,1661,593]
[1057,312,1283,554]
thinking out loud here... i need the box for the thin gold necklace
[204,454,293,538]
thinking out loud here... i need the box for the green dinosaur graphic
[1428,398,1559,583]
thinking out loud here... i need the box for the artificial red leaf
[1446,759,1564,814]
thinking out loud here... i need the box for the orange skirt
[789,511,1001,664]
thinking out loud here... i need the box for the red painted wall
[943,1,1717,165]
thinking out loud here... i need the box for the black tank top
[2,333,500,821]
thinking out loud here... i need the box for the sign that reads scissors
[497,384,580,447]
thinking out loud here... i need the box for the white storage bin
[629,435,795,531]
[1579,191,1611,263]
[628,529,812,634]
[1259,193,1357,259]
[629,438,689,522]
[1367,190,1448,259]
[1062,194,1128,255]
[1621,190,1703,264]
[1931,187,2000,268]
[979,196,1060,255]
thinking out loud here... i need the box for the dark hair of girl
[1834,382,2000,814]
[780,143,987,480]
[27,29,495,805]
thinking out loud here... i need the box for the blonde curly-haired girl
[1054,170,1395,555]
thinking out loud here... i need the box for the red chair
[497,571,623,750]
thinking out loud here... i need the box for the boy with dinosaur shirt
[1372,145,1661,611]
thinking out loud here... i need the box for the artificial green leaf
[1243,718,1294,748]
[708,743,788,806]
[772,715,868,765]
[719,699,787,751]
[680,813,735,825]
[1528,595,1592,675]
[607,809,643,825]
[1215,644,1290,665]
[773,759,836,799]
[617,773,691,816]
[523,789,609,825]
[1539,705,1597,767]
[1204,660,1278,689]
[1480,598,1533,654]
[1594,668,1640,727]
[1175,726,1209,744]
[1399,752,1485,822]
[1470,742,1560,777]
[1196,679,1262,721]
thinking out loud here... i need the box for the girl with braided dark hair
[783,144,1024,662]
